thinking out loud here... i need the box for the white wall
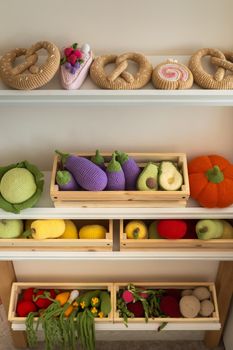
[0,0,233,55]
[1,0,232,343]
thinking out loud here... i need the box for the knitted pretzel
[90,52,153,89]
[152,59,193,89]
[189,48,233,89]
[0,41,60,90]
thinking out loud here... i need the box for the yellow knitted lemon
[60,220,78,239]
[0,168,36,204]
[79,225,106,239]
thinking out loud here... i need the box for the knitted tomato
[188,155,233,208]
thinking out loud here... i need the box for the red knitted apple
[127,301,145,317]
[34,289,56,309]
[160,295,181,317]
[22,288,35,302]
[16,300,37,317]
[157,220,187,239]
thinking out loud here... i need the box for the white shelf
[0,172,232,261]
[1,250,232,261]
[0,172,232,220]
[12,321,221,332]
[1,56,233,106]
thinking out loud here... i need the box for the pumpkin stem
[206,165,224,184]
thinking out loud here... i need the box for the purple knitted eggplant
[116,151,141,190]
[91,149,106,170]
[56,150,107,191]
[56,170,79,191]
[106,153,125,191]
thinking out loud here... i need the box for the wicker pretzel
[0,41,60,90]
[90,52,153,89]
[189,48,233,89]
[152,59,193,89]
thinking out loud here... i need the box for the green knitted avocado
[0,161,44,214]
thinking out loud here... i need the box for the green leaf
[158,322,168,332]
[60,56,67,65]
[72,43,78,49]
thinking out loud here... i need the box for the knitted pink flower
[67,54,77,66]
[64,47,74,57]
[122,290,134,303]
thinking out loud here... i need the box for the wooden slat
[53,200,187,208]
[204,262,233,348]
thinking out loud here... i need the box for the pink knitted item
[60,43,93,90]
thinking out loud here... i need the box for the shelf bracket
[0,261,27,349]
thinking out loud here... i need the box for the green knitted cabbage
[0,161,44,214]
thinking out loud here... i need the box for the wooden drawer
[50,152,190,208]
[114,282,219,326]
[120,219,233,250]
[0,219,113,251]
[9,282,114,324]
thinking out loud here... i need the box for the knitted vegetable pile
[117,284,215,330]
[16,287,111,350]
[125,219,233,240]
[0,161,44,213]
[55,150,184,193]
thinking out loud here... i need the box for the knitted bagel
[189,48,233,89]
[152,59,193,89]
[90,52,153,89]
[0,41,60,90]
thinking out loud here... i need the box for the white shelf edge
[1,250,232,261]
[1,55,233,106]
[1,207,232,220]
[0,172,232,220]
[11,321,221,332]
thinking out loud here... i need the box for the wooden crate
[9,282,114,324]
[0,219,113,251]
[50,153,190,208]
[114,282,219,325]
[120,219,233,250]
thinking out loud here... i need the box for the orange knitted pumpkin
[188,155,233,208]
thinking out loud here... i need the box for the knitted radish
[56,170,79,191]
[56,150,107,191]
[91,149,106,170]
[106,153,125,190]
[116,151,141,190]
